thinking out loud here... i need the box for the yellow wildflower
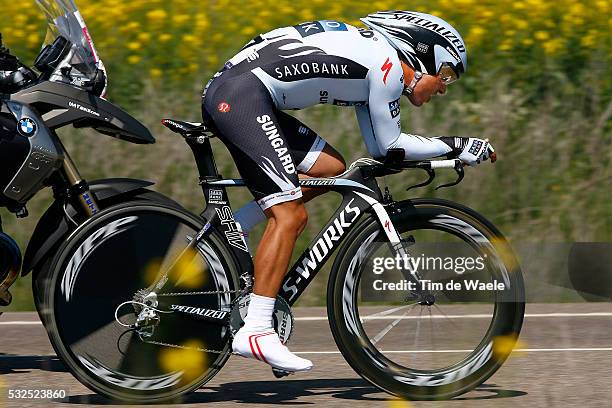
[207,54,219,67]
[580,31,597,48]
[138,33,151,43]
[187,63,199,73]
[466,26,485,45]
[14,15,26,25]
[542,39,564,56]
[159,33,172,43]
[173,14,190,25]
[127,42,141,51]
[147,9,168,23]
[240,26,256,37]
[12,29,25,39]
[182,34,198,45]
[126,22,141,30]
[534,31,549,41]
[150,68,163,79]
[521,38,534,46]
[595,0,608,12]
[127,55,141,65]
[568,3,584,17]
[26,33,40,48]
[498,40,513,52]
[195,14,210,31]
[515,20,528,30]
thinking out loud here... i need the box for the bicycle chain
[139,289,243,353]
[156,289,242,297]
[142,338,228,354]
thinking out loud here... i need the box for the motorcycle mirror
[34,35,70,73]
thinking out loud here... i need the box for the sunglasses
[438,62,459,85]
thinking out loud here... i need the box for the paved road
[1,303,611,408]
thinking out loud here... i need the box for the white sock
[242,293,275,332]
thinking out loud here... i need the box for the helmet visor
[438,62,459,85]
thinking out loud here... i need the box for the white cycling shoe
[232,327,313,373]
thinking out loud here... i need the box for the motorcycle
[0,0,178,319]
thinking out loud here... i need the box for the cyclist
[201,10,496,374]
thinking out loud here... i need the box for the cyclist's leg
[232,114,346,234]
[254,200,307,297]
[203,74,312,372]
[229,199,312,372]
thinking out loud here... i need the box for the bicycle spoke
[413,305,424,348]
[432,303,461,331]
[362,302,418,322]
[370,303,417,345]
[427,306,435,351]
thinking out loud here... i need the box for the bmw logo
[17,118,37,136]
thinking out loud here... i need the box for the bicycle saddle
[161,119,214,138]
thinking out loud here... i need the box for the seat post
[186,137,220,181]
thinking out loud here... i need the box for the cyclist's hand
[458,138,496,166]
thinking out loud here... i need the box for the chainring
[229,293,294,344]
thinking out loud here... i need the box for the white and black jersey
[221,21,406,158]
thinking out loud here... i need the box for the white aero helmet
[361,11,467,80]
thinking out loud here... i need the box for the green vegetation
[0,0,609,309]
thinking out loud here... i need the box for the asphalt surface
[1,303,611,408]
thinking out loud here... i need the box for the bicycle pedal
[272,368,293,378]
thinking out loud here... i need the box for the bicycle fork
[354,192,434,305]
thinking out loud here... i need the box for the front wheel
[44,203,241,403]
[327,199,524,400]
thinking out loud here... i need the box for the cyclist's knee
[308,145,346,177]
[281,202,308,234]
[318,157,346,177]
[328,157,346,176]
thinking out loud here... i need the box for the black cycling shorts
[202,71,325,210]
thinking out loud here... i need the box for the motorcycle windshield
[36,0,101,78]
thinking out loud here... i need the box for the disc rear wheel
[44,203,240,403]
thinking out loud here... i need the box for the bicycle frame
[187,137,414,306]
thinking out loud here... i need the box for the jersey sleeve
[355,54,404,159]
[356,55,452,161]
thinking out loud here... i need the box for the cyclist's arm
[356,66,453,160]
[356,103,454,160]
